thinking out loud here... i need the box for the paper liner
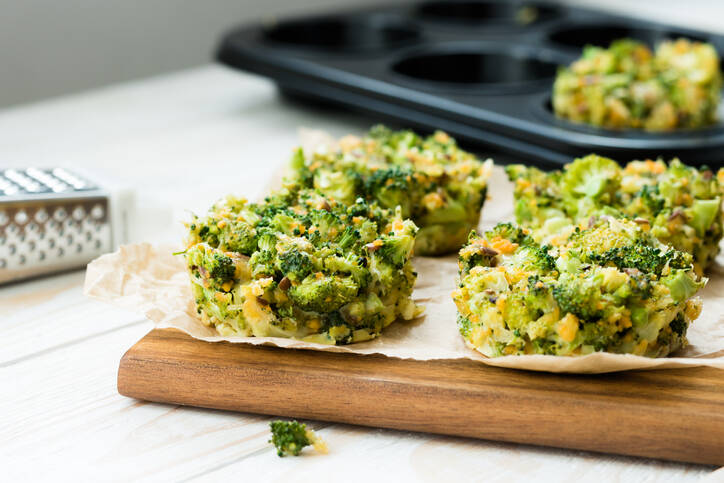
[84,165,724,373]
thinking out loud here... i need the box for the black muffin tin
[216,1,724,167]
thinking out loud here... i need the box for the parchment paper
[84,164,724,373]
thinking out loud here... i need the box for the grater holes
[53,207,67,221]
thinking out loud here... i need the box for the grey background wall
[1,0,722,109]
[0,0,401,108]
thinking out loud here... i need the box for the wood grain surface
[118,328,724,466]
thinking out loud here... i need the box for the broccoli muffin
[453,219,706,357]
[286,125,493,255]
[182,187,422,344]
[506,154,724,273]
[553,38,721,130]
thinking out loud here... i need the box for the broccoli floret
[256,230,278,253]
[205,252,235,282]
[458,231,500,275]
[249,250,276,278]
[324,252,369,287]
[638,184,665,215]
[669,313,687,336]
[484,223,533,246]
[194,221,221,247]
[288,274,359,312]
[587,243,685,276]
[513,245,556,273]
[277,249,314,282]
[566,219,691,276]
[457,314,472,338]
[527,274,549,295]
[288,148,312,186]
[661,270,705,303]
[305,209,343,240]
[270,212,300,236]
[313,169,362,205]
[337,226,359,250]
[269,420,326,457]
[552,272,602,320]
[374,234,415,269]
[219,222,257,255]
[561,154,621,202]
[364,167,413,216]
[688,198,721,237]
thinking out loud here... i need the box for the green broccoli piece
[586,243,685,276]
[219,222,257,255]
[662,270,705,303]
[249,250,275,278]
[374,233,416,269]
[313,169,361,205]
[458,231,500,276]
[256,230,278,253]
[195,221,221,247]
[288,274,359,312]
[337,226,359,250]
[669,313,687,336]
[484,222,534,246]
[324,252,369,287]
[305,209,343,240]
[513,245,556,273]
[270,212,300,236]
[364,167,413,216]
[289,147,313,187]
[269,420,326,457]
[205,252,235,282]
[552,272,603,321]
[277,249,314,282]
[637,184,665,215]
[688,198,721,237]
[457,314,472,338]
[561,154,621,201]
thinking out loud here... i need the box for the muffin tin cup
[217,1,724,167]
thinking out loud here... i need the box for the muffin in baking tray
[506,154,724,273]
[182,187,421,344]
[553,38,721,130]
[286,125,493,256]
[453,218,706,357]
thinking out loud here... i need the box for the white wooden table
[1,65,723,482]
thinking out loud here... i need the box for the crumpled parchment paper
[84,164,724,373]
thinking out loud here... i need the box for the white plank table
[2,55,724,483]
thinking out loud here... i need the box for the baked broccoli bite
[453,218,706,357]
[183,187,421,344]
[286,125,493,255]
[506,154,724,273]
[269,420,327,457]
[553,38,721,130]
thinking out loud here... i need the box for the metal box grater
[0,168,118,284]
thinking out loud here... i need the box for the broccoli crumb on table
[183,187,422,344]
[453,218,706,357]
[269,420,328,457]
[506,154,724,274]
[553,38,722,130]
[286,125,493,256]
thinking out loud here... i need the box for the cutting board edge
[117,329,724,466]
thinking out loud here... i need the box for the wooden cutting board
[118,328,724,466]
